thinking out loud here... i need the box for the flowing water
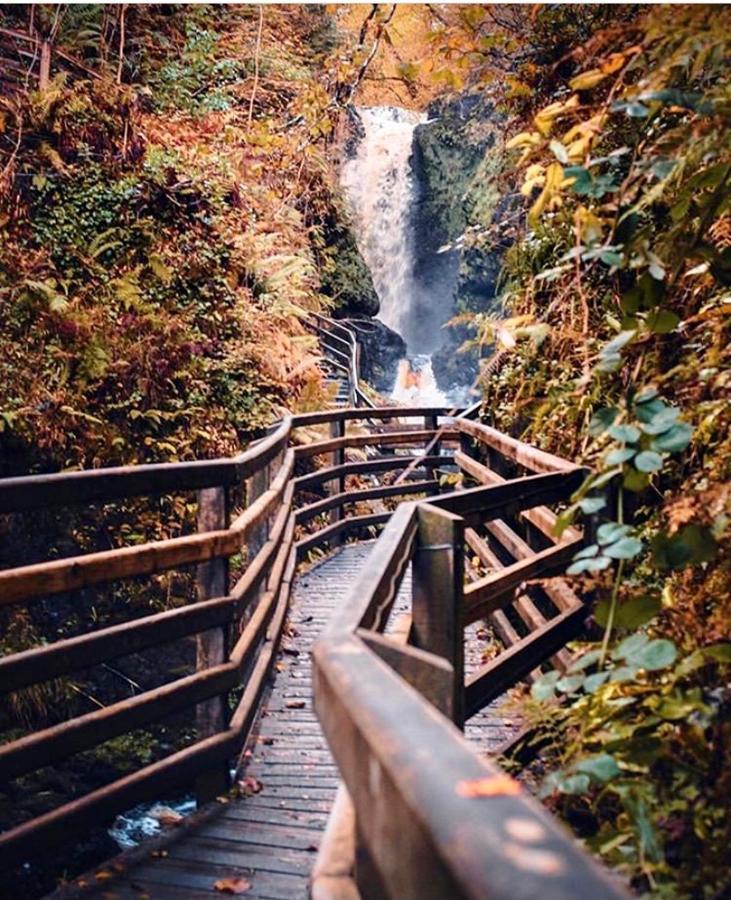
[341,107,450,406]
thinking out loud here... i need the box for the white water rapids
[341,106,448,406]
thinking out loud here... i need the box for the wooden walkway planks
[77,545,522,900]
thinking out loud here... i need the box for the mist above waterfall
[341,107,453,358]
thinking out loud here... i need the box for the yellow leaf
[576,207,604,244]
[505,131,541,150]
[569,69,608,91]
[601,53,626,75]
[533,94,579,136]
[529,162,564,226]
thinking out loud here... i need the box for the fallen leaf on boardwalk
[214,876,252,894]
[456,775,522,797]
[285,699,306,709]
[95,870,113,882]
[238,776,263,796]
[156,807,184,827]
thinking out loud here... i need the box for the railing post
[355,821,390,900]
[424,413,440,490]
[194,485,230,805]
[246,463,269,595]
[329,419,345,547]
[411,504,465,728]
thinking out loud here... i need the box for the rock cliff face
[411,92,509,391]
[350,318,407,393]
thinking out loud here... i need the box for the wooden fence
[0,318,625,896]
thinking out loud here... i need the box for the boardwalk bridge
[0,317,627,899]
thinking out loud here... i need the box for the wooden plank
[465,603,588,717]
[0,663,237,781]
[294,480,435,526]
[0,417,291,513]
[358,630,454,719]
[325,503,417,636]
[313,634,627,900]
[455,450,581,544]
[291,407,452,428]
[462,537,583,625]
[432,468,587,528]
[294,513,391,557]
[411,504,464,725]
[292,454,446,493]
[294,429,457,459]
[0,453,294,607]
[0,596,234,694]
[454,418,580,474]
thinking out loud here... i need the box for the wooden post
[424,413,440,490]
[329,419,346,546]
[411,504,465,728]
[355,822,390,900]
[246,463,269,591]
[39,39,51,90]
[194,485,230,805]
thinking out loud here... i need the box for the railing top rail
[314,630,627,900]
[455,418,580,474]
[0,416,292,514]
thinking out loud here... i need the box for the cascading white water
[342,106,447,406]
[341,107,424,343]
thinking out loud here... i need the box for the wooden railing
[0,318,623,893]
[0,403,459,868]
[311,421,629,899]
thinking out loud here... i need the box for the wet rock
[349,318,406,393]
[411,92,510,392]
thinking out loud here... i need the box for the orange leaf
[214,877,252,894]
[456,775,522,797]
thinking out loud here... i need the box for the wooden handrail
[0,316,609,890]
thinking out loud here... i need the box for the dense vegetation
[427,6,729,896]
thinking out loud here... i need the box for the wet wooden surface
[78,545,521,899]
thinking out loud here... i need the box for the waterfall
[342,106,448,405]
[341,107,424,345]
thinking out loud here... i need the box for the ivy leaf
[589,406,618,436]
[615,596,662,628]
[645,308,679,333]
[614,633,649,661]
[608,423,640,443]
[623,468,650,492]
[575,753,620,783]
[606,447,636,466]
[578,496,606,514]
[531,670,561,701]
[604,537,643,559]
[634,450,663,472]
[597,522,631,544]
[584,671,610,692]
[568,648,603,672]
[556,674,586,693]
[632,639,677,671]
[557,773,591,795]
[641,407,680,434]
[651,525,717,569]
[650,422,693,453]
[567,555,611,575]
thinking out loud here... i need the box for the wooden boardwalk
[77,545,521,899]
